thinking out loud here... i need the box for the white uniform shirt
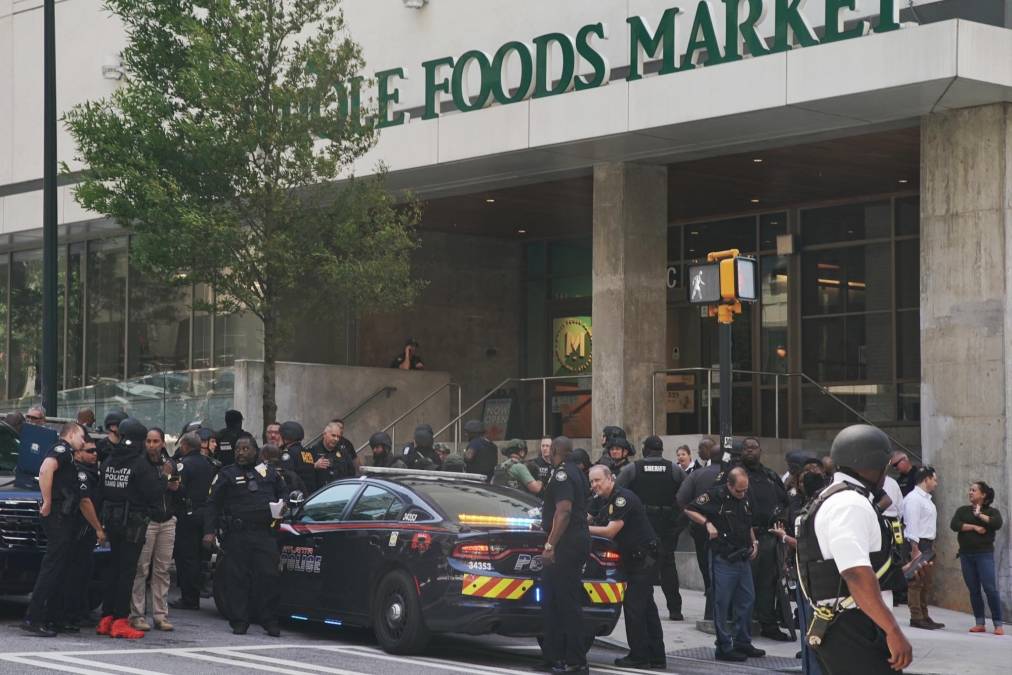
[813,473,882,573]
[880,475,904,519]
[903,486,937,542]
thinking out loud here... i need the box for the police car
[274,467,625,654]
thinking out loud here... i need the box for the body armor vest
[629,458,676,507]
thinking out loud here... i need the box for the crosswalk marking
[30,654,172,675]
[207,648,371,675]
[317,645,533,675]
[0,654,120,675]
[167,650,320,675]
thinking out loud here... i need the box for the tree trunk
[262,308,279,431]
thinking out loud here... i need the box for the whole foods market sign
[370,0,904,127]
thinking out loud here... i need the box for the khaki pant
[908,542,935,622]
[130,518,176,623]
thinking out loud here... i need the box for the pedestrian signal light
[735,256,757,302]
[687,263,721,304]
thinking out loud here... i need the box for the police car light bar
[458,513,540,529]
[360,465,489,482]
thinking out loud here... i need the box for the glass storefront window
[759,213,787,251]
[760,256,789,378]
[802,201,891,246]
[0,256,9,398]
[895,239,919,310]
[802,244,891,315]
[128,257,190,377]
[215,310,264,367]
[896,310,920,380]
[192,283,213,369]
[802,314,892,382]
[86,237,128,385]
[685,216,755,259]
[10,250,42,400]
[65,243,85,390]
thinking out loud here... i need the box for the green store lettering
[352,0,902,128]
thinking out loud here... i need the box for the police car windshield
[402,480,540,523]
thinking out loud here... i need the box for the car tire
[372,569,430,654]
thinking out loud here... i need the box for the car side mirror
[287,490,306,514]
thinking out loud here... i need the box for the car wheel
[372,569,430,654]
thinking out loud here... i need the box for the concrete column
[591,162,668,452]
[920,103,1012,616]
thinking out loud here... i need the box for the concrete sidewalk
[599,589,1007,674]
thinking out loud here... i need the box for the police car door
[279,482,363,618]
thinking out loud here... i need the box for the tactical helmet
[442,455,466,472]
[607,437,635,456]
[369,431,392,449]
[118,417,148,447]
[413,424,434,447]
[104,410,127,430]
[463,419,485,435]
[280,421,305,442]
[830,424,892,473]
[500,438,527,457]
[602,425,626,448]
[224,409,243,427]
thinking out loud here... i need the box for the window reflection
[10,250,42,399]
[86,238,128,385]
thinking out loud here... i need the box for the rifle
[775,536,798,641]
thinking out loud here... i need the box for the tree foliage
[65,0,423,424]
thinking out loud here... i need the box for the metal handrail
[433,374,592,442]
[651,367,917,459]
[302,386,398,450]
[356,381,462,453]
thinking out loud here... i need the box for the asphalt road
[0,597,791,675]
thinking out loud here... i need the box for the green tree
[65,0,422,426]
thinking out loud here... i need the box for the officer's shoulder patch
[211,474,219,485]
[696,493,710,504]
[77,471,87,481]
[615,496,627,507]
[282,453,290,462]
[255,463,268,478]
[403,446,411,456]
[176,462,184,472]
[554,470,568,482]
[55,445,66,454]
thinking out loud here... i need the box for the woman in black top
[949,481,1004,635]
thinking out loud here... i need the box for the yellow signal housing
[719,258,736,301]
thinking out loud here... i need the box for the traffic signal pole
[717,304,734,457]
[41,0,58,413]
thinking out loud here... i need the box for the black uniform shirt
[527,455,552,482]
[72,460,100,508]
[215,427,252,467]
[602,487,657,556]
[205,462,287,534]
[744,463,788,527]
[541,459,591,554]
[47,442,79,511]
[400,443,438,470]
[465,437,498,479]
[685,484,754,557]
[177,451,214,513]
[286,442,319,494]
[310,437,357,486]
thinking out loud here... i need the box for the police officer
[795,425,913,674]
[367,431,404,468]
[399,424,440,470]
[676,437,720,620]
[261,443,306,495]
[462,419,497,480]
[216,409,252,467]
[739,437,792,640]
[491,439,542,495]
[203,437,287,637]
[97,417,164,639]
[309,419,358,486]
[63,430,104,628]
[539,436,592,675]
[588,465,665,668]
[22,423,103,636]
[280,421,321,493]
[617,435,685,621]
[598,437,634,477]
[170,431,213,611]
[96,410,126,462]
[685,467,766,663]
[198,427,222,474]
[527,437,553,484]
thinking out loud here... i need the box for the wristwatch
[544,543,554,552]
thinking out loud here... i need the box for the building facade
[2,0,1011,612]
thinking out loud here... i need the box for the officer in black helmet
[599,436,634,477]
[617,435,685,621]
[96,411,127,462]
[399,424,440,470]
[279,421,319,493]
[260,443,306,494]
[795,425,913,674]
[491,440,542,495]
[170,431,213,611]
[367,431,403,468]
[97,417,165,639]
[601,425,626,449]
[216,409,252,467]
[462,419,497,480]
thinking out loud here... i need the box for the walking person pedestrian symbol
[691,270,706,301]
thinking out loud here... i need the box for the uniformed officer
[62,430,103,628]
[588,465,665,668]
[170,431,213,611]
[203,437,287,637]
[216,409,252,467]
[367,431,405,468]
[261,443,306,495]
[491,439,542,495]
[198,427,222,474]
[685,467,766,663]
[280,421,321,493]
[598,437,634,477]
[526,437,554,484]
[462,419,498,480]
[539,436,592,675]
[309,419,358,487]
[617,435,685,621]
[740,437,792,641]
[97,417,165,640]
[795,425,913,674]
[398,424,440,470]
[676,436,720,621]
[22,423,103,636]
[96,410,126,462]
